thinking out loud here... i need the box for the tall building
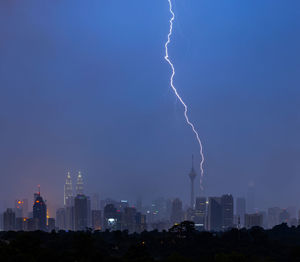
[221,194,234,230]
[48,218,56,232]
[92,193,100,211]
[15,199,28,218]
[64,172,73,207]
[208,197,222,231]
[33,189,47,231]
[279,209,290,224]
[3,208,15,231]
[122,207,137,232]
[76,172,84,195]
[103,204,121,231]
[236,197,246,227]
[245,213,263,229]
[74,194,88,231]
[135,212,147,233]
[194,197,207,230]
[170,198,183,225]
[56,208,66,230]
[65,206,74,230]
[92,210,102,230]
[188,156,197,208]
[268,207,281,228]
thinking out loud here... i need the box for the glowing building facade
[76,172,84,195]
[64,172,73,207]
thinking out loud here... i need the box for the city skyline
[2,171,300,232]
[1,0,300,216]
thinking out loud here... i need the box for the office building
[74,194,88,231]
[221,194,234,230]
[91,210,102,230]
[170,198,183,225]
[208,197,222,231]
[33,190,47,231]
[64,172,73,207]
[245,213,263,229]
[236,197,246,227]
[76,172,84,195]
[56,208,66,230]
[194,197,206,230]
[3,208,15,231]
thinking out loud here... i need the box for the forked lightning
[164,0,205,191]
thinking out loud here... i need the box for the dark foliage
[0,222,300,261]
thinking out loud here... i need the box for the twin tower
[64,171,84,207]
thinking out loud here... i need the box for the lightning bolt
[164,0,205,191]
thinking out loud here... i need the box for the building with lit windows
[64,172,73,207]
[33,190,47,231]
[76,172,84,195]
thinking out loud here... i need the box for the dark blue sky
[0,0,300,212]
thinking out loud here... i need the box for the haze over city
[1,0,300,215]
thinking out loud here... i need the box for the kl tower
[188,155,197,208]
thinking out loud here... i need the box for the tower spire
[192,154,194,170]
[188,155,197,208]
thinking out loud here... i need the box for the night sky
[0,0,300,212]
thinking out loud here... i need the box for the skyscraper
[221,194,234,230]
[236,197,246,227]
[245,213,263,229]
[76,172,84,195]
[74,194,88,231]
[56,208,66,230]
[3,208,15,231]
[92,193,100,211]
[64,172,73,207]
[194,197,207,230]
[170,198,183,225]
[92,210,102,230]
[208,197,222,231]
[33,189,47,231]
[188,156,197,208]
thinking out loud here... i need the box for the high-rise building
[33,189,47,231]
[3,208,15,231]
[91,210,102,230]
[15,217,26,231]
[103,204,121,231]
[279,209,290,224]
[236,197,246,227]
[87,196,91,228]
[56,208,66,230]
[74,194,88,231]
[135,212,147,233]
[170,198,183,225]
[47,218,55,232]
[64,172,73,207]
[208,197,222,231]
[221,194,234,230]
[76,172,84,195]
[268,207,281,228]
[15,200,24,218]
[245,213,263,229]
[92,193,100,211]
[194,197,207,230]
[122,207,137,232]
[65,206,74,231]
[14,199,28,218]
[188,156,197,208]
